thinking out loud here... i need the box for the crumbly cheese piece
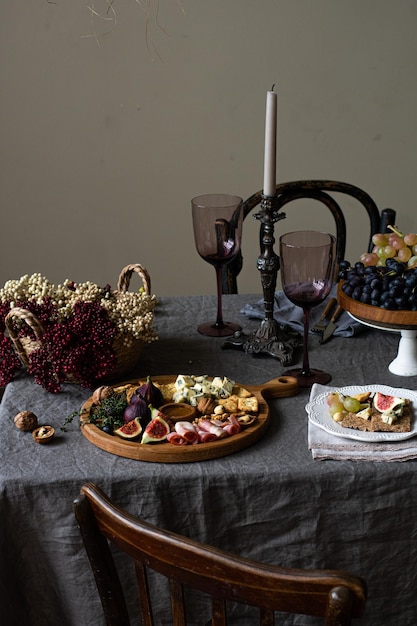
[193,379,217,397]
[175,374,196,389]
[356,407,371,420]
[211,376,235,398]
[381,412,396,425]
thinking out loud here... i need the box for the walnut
[91,385,112,404]
[14,411,38,432]
[32,425,55,444]
[197,397,217,415]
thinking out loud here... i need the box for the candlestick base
[222,324,302,366]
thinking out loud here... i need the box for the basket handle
[117,264,151,295]
[5,307,46,368]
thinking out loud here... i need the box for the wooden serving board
[80,375,298,463]
[337,282,417,330]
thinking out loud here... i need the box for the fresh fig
[123,393,150,423]
[114,418,142,440]
[137,375,164,409]
[373,392,405,413]
[141,408,171,444]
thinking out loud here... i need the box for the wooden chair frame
[222,180,396,294]
[74,482,367,626]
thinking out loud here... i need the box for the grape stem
[387,224,404,237]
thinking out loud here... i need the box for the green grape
[342,396,361,413]
[376,245,387,259]
[383,245,396,259]
[329,400,344,417]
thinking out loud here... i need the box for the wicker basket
[5,263,155,386]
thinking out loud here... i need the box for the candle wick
[271,84,275,91]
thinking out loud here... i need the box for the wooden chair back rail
[74,482,367,626]
[222,179,396,294]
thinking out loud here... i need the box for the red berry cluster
[0,298,117,393]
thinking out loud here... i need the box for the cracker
[156,383,176,402]
[238,396,259,413]
[219,395,239,413]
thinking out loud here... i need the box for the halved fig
[114,418,142,440]
[141,413,171,444]
[373,392,405,413]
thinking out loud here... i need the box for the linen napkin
[307,383,417,461]
[241,285,362,338]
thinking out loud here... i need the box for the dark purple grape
[370,277,382,290]
[339,260,351,271]
[342,283,353,297]
[383,298,396,310]
[371,289,381,303]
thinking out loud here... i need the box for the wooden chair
[222,180,396,294]
[74,482,367,626]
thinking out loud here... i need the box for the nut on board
[14,411,38,432]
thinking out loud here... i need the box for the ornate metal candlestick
[223,194,302,365]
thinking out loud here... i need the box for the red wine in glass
[192,194,243,337]
[279,230,336,386]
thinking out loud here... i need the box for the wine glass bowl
[279,230,336,386]
[192,194,243,337]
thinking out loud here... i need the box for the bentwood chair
[222,180,396,294]
[74,482,367,626]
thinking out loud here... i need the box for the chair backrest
[74,482,367,626]
[222,180,396,294]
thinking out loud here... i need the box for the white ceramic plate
[305,384,417,442]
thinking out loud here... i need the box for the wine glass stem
[214,266,225,329]
[301,307,311,376]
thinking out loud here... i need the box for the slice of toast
[339,412,373,432]
[340,400,412,433]
[370,400,411,433]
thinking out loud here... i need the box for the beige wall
[1,1,416,297]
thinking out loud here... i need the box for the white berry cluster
[101,292,157,345]
[0,273,158,345]
[0,273,55,308]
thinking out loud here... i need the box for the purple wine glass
[192,194,243,337]
[279,230,336,386]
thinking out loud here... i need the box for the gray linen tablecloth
[1,294,416,625]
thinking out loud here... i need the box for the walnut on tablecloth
[14,410,38,432]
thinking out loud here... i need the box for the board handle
[261,376,299,399]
